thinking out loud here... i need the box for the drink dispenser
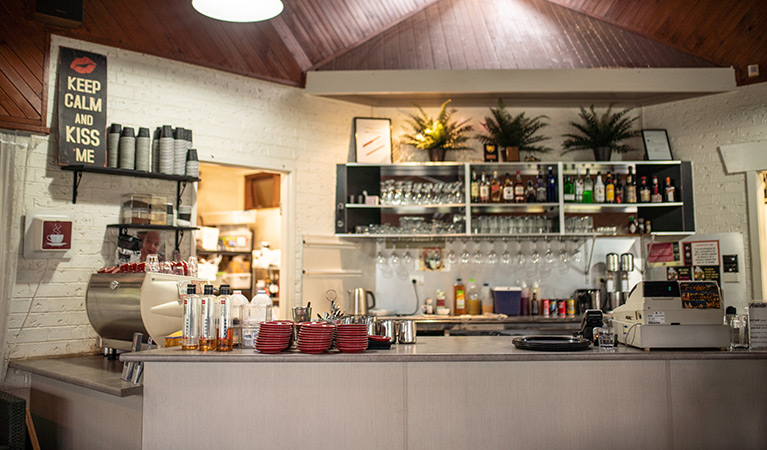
[86,272,203,350]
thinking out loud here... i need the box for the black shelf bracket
[72,170,84,204]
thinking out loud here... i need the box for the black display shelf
[61,164,200,204]
[196,249,252,256]
[106,224,199,251]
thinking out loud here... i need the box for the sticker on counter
[647,311,665,324]
[748,302,767,349]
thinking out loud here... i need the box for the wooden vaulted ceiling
[1,0,765,133]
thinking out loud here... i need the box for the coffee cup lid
[161,125,173,138]
[153,127,161,139]
[110,123,122,134]
[174,127,185,139]
[121,127,135,138]
[138,127,150,138]
[187,149,198,161]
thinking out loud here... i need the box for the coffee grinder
[618,252,634,307]
[605,253,620,311]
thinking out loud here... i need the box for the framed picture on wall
[642,129,674,160]
[353,117,392,163]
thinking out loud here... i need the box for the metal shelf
[563,202,683,212]
[346,203,465,209]
[106,224,198,250]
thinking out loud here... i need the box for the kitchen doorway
[195,162,284,312]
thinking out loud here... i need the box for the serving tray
[512,335,592,352]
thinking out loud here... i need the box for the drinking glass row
[379,180,464,206]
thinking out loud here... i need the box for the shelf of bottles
[336,161,693,238]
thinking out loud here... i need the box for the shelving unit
[336,161,694,239]
[62,165,201,251]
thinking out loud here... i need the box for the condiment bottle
[199,284,216,351]
[230,290,249,347]
[436,289,446,308]
[453,279,467,315]
[181,284,199,350]
[481,283,493,314]
[664,177,676,202]
[467,279,481,315]
[217,285,233,351]
[520,281,530,316]
[530,281,541,308]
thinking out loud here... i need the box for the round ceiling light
[192,0,284,22]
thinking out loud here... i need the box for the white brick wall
[1,35,367,363]
[642,82,767,298]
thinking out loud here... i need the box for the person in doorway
[139,230,163,262]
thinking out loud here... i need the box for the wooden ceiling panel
[546,0,767,84]
[317,0,716,72]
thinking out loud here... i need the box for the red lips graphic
[70,56,97,74]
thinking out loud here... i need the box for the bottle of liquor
[583,168,593,203]
[650,176,663,203]
[575,167,584,203]
[503,173,514,203]
[546,166,557,202]
[514,171,525,203]
[563,175,574,202]
[614,174,624,204]
[605,172,615,203]
[535,171,547,203]
[479,171,490,203]
[626,167,637,203]
[199,284,216,351]
[525,180,536,203]
[454,278,466,315]
[628,216,637,234]
[594,171,605,203]
[470,170,479,203]
[181,284,199,350]
[639,176,651,203]
[217,285,233,351]
[490,170,502,202]
[664,177,676,202]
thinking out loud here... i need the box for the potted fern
[562,105,639,161]
[402,99,473,161]
[476,99,551,162]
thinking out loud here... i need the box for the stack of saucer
[158,125,174,174]
[255,321,294,354]
[335,324,368,353]
[297,322,335,354]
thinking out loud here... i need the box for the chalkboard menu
[679,281,721,309]
[57,47,107,166]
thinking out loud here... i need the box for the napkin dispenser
[612,281,729,350]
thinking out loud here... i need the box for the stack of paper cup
[119,127,136,170]
[186,149,199,178]
[173,127,186,176]
[158,125,174,175]
[135,127,151,171]
[107,123,121,168]
[151,127,160,173]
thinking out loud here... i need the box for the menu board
[748,302,767,349]
[679,281,721,309]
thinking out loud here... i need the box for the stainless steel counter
[121,336,767,363]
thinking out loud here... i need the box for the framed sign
[353,117,392,163]
[641,129,673,161]
[57,47,107,166]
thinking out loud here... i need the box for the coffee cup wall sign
[57,46,108,166]
[24,210,75,259]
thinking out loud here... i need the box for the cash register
[612,280,729,350]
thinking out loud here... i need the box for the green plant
[476,99,551,153]
[562,104,639,154]
[402,99,473,151]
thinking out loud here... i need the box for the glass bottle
[614,174,624,204]
[594,171,605,203]
[514,171,525,203]
[605,172,615,203]
[217,285,233,351]
[546,166,557,202]
[575,166,584,203]
[481,283,493,314]
[626,167,637,203]
[470,170,479,203]
[502,173,514,203]
[639,176,651,203]
[526,180,536,203]
[535,172,547,203]
[490,170,502,203]
[453,278,466,315]
[230,290,249,347]
[181,284,199,350]
[583,168,593,203]
[479,171,490,203]
[650,176,662,203]
[199,284,216,351]
[563,175,574,202]
[665,177,676,202]
[467,279,481,315]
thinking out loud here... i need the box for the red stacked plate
[297,322,335,354]
[336,323,368,353]
[256,320,294,353]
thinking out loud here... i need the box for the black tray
[512,335,592,352]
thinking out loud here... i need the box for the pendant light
[192,0,284,22]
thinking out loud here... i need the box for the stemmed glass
[446,239,457,266]
[530,240,541,264]
[544,239,555,264]
[501,239,512,265]
[460,240,470,264]
[515,240,526,265]
[487,240,498,264]
[559,240,569,264]
[389,250,400,266]
[471,241,484,264]
[571,239,582,263]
